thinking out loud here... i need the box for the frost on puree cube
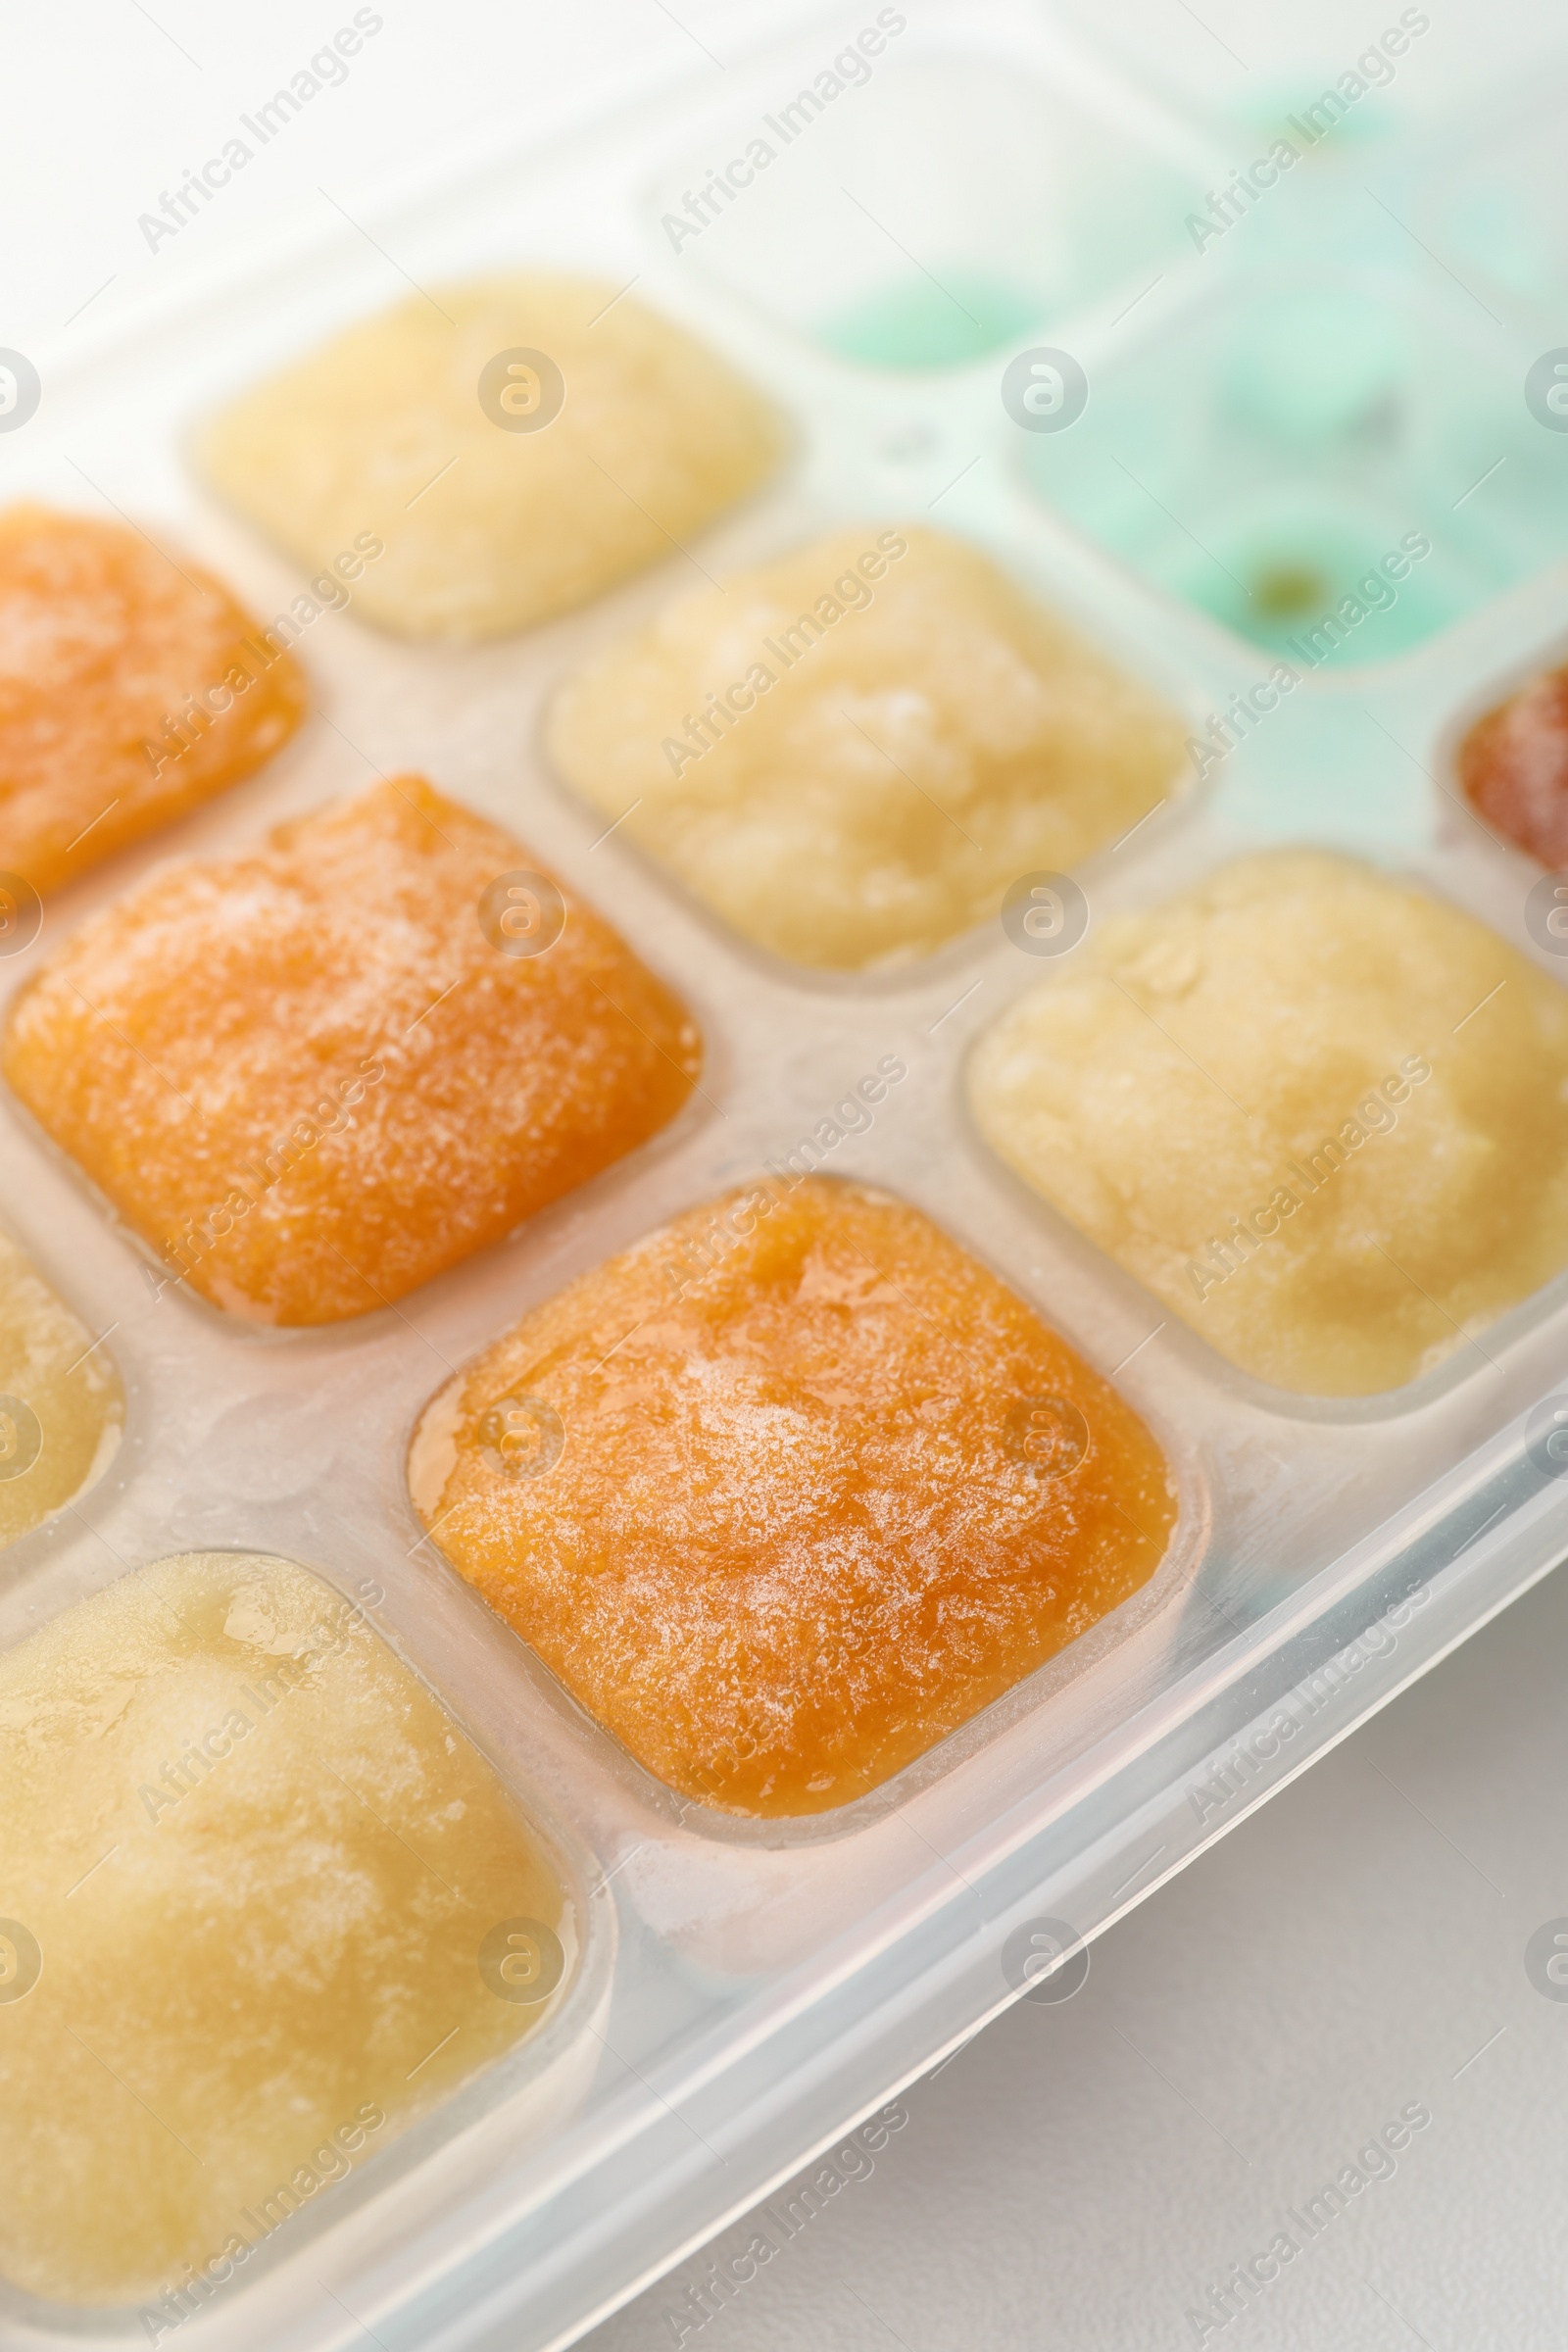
[0,503,305,897]
[409,1175,1177,1818]
[1,778,700,1323]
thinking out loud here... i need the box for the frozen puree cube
[408,1176,1177,1817]
[545,523,1187,970]
[0,1550,570,2308]
[1458,657,1568,866]
[198,274,784,642]
[967,849,1568,1397]
[0,777,700,1324]
[0,503,305,896]
[0,1223,122,1547]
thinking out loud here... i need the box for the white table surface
[13,9,1567,2348]
[587,1548,1568,2352]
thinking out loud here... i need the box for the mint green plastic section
[1020,271,1568,665]
[818,272,1045,369]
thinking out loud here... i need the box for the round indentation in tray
[1016,267,1568,671]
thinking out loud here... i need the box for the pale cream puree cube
[200,273,783,641]
[0,1551,569,2307]
[546,524,1187,969]
[967,849,1568,1396]
[0,1225,122,1547]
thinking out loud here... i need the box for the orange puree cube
[1,778,701,1324]
[408,1176,1177,1816]
[0,503,306,896]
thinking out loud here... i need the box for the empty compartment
[1047,0,1562,142]
[1019,270,1568,667]
[648,50,1202,368]
[1423,76,1568,312]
